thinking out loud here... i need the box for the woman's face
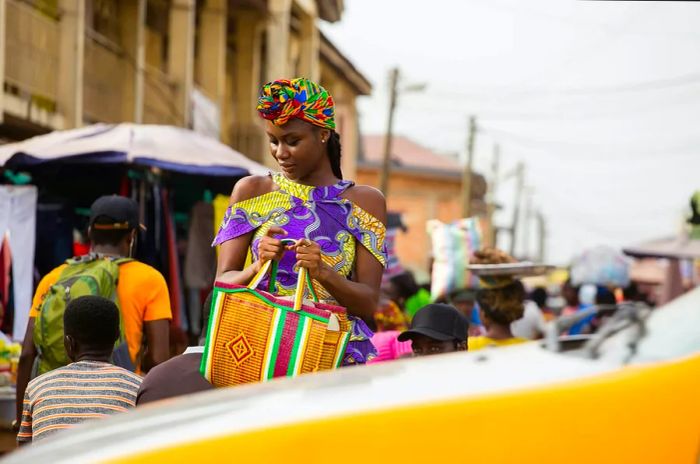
[265,119,329,181]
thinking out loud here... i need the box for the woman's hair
[472,248,525,325]
[327,130,343,179]
[476,282,525,325]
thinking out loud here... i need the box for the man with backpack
[17,296,143,443]
[14,195,171,433]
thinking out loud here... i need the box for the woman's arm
[216,231,258,285]
[296,185,387,321]
[217,227,291,285]
[215,175,277,285]
[314,244,384,320]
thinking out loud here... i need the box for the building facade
[0,0,369,177]
[357,135,488,281]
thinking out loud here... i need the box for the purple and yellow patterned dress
[213,173,387,365]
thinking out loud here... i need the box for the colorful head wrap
[257,78,335,130]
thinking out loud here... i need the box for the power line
[402,88,700,122]
[404,72,700,105]
[478,126,700,158]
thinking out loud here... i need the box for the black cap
[398,303,469,343]
[89,195,144,231]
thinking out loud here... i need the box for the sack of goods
[428,217,486,301]
[201,260,351,387]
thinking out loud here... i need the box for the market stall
[0,123,267,343]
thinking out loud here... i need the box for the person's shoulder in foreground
[398,303,469,357]
[136,348,212,406]
[137,293,217,406]
[17,296,142,444]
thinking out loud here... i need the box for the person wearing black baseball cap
[16,196,172,430]
[88,195,146,257]
[398,304,469,356]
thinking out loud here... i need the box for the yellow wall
[2,0,367,180]
[320,61,360,181]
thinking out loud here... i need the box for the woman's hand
[256,226,290,268]
[294,239,328,280]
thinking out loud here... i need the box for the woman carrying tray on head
[469,248,528,351]
[213,78,387,365]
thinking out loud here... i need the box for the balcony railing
[5,0,60,102]
[83,29,126,123]
[143,65,180,126]
[231,124,265,163]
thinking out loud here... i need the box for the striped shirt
[18,361,142,442]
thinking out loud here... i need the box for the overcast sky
[321,0,700,264]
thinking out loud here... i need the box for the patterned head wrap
[257,78,335,130]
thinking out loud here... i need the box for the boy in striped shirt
[17,296,142,443]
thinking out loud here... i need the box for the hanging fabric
[161,188,183,329]
[0,237,11,328]
[35,203,74,276]
[184,201,216,334]
[0,185,38,340]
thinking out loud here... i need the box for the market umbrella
[623,235,700,260]
[0,123,269,176]
[570,245,631,288]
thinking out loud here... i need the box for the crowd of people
[12,77,636,446]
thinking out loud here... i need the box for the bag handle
[247,239,319,311]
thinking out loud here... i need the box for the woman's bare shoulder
[229,175,275,204]
[343,184,387,222]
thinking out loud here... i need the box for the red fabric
[73,242,90,257]
[162,189,181,328]
[119,176,130,197]
[0,236,11,327]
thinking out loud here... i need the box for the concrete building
[0,0,369,178]
[357,135,487,280]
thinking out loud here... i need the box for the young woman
[469,248,528,351]
[214,78,387,364]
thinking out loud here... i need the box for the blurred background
[1,0,699,345]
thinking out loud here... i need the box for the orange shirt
[29,261,172,368]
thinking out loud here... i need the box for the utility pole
[509,162,525,257]
[523,187,533,260]
[379,67,399,197]
[537,210,546,262]
[460,116,477,218]
[486,144,500,247]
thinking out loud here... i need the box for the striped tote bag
[201,260,351,388]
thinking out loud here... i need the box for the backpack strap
[66,254,134,266]
[65,253,100,266]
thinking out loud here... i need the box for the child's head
[398,304,469,356]
[64,296,120,361]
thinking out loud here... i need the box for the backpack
[32,254,134,377]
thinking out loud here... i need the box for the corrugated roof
[361,135,461,173]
